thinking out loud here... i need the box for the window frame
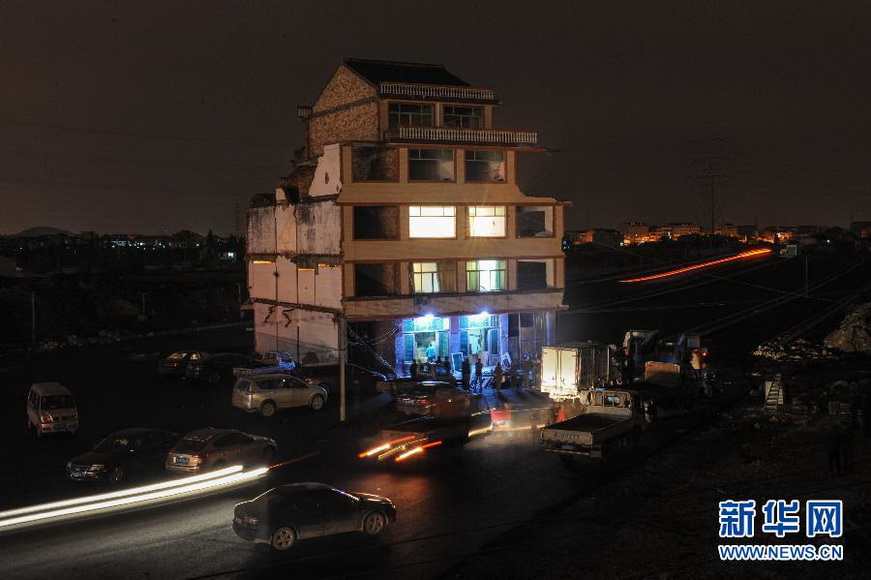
[464,149,506,183]
[408,205,457,239]
[442,105,484,128]
[465,259,508,293]
[411,261,458,294]
[388,102,435,129]
[467,205,507,238]
[408,148,456,182]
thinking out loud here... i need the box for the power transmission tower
[689,138,732,245]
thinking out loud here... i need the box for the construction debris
[824,301,871,353]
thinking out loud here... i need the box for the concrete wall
[309,144,343,197]
[253,301,339,362]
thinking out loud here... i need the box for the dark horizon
[3,1,870,235]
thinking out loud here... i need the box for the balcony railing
[379,82,496,102]
[386,126,539,147]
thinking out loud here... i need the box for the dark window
[408,149,454,181]
[388,103,433,128]
[354,263,399,297]
[465,150,505,182]
[443,106,483,128]
[352,146,399,181]
[516,206,554,237]
[353,206,399,240]
[517,261,548,290]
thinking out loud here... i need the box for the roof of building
[343,58,469,87]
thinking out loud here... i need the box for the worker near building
[474,359,483,393]
[494,362,504,393]
[426,342,436,362]
[461,357,471,391]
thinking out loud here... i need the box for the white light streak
[0,466,265,531]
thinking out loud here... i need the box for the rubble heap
[824,301,871,353]
[751,338,837,362]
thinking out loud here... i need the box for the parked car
[26,382,79,438]
[231,351,297,377]
[67,428,180,483]
[232,373,328,417]
[232,482,396,551]
[292,363,388,395]
[158,350,210,377]
[165,428,277,474]
[186,353,258,384]
[395,380,471,418]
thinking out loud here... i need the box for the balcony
[343,289,565,321]
[379,82,497,103]
[386,126,539,148]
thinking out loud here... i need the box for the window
[443,106,483,128]
[411,262,457,294]
[352,146,399,181]
[409,206,456,238]
[408,149,454,181]
[465,150,505,182]
[354,263,399,297]
[517,260,551,290]
[353,206,399,240]
[389,103,434,128]
[516,205,554,237]
[468,206,506,237]
[466,259,507,292]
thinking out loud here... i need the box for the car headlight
[88,464,105,472]
[66,461,72,470]
[40,413,54,423]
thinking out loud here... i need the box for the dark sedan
[186,352,257,384]
[67,428,181,484]
[233,483,396,550]
[292,363,388,395]
[158,350,210,377]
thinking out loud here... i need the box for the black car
[158,350,210,377]
[186,352,257,384]
[67,428,181,484]
[233,482,396,550]
[292,363,388,395]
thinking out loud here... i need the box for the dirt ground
[446,373,871,580]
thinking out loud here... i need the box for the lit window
[409,206,456,238]
[389,103,434,128]
[466,260,506,293]
[443,106,483,128]
[465,150,505,182]
[412,262,457,294]
[409,149,454,181]
[468,206,506,237]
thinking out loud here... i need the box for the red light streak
[619,249,771,283]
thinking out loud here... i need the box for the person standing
[474,359,483,393]
[461,357,471,391]
[494,362,504,393]
[410,359,419,381]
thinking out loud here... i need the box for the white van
[26,382,79,437]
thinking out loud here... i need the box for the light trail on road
[0,465,266,532]
[619,248,772,283]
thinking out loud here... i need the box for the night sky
[2,1,870,236]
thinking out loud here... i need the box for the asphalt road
[1,250,869,580]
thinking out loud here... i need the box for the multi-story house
[621,222,651,245]
[246,59,568,374]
